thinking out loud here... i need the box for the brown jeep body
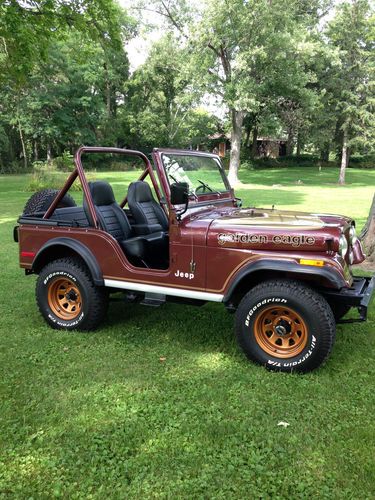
[14,147,374,372]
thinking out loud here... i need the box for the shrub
[53,150,75,172]
[0,160,32,174]
[348,154,375,169]
[27,160,96,192]
[240,160,255,170]
[243,155,334,169]
[244,153,375,170]
[82,154,145,171]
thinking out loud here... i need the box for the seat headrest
[88,181,116,206]
[128,181,153,203]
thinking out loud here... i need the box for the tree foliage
[0,0,132,80]
[122,34,216,149]
[0,0,134,167]
[0,0,374,181]
[151,0,344,183]
[326,0,374,183]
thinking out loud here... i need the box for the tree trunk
[34,140,39,161]
[17,120,27,170]
[244,125,251,149]
[46,143,52,163]
[334,119,343,162]
[296,131,302,156]
[339,125,349,185]
[8,137,16,163]
[104,61,111,118]
[106,79,111,118]
[359,195,375,263]
[320,143,330,162]
[228,109,244,186]
[286,128,294,156]
[251,126,258,158]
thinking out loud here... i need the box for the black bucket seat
[83,181,167,267]
[127,181,168,233]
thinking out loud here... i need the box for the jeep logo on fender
[218,233,315,247]
[175,269,195,280]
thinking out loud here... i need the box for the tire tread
[36,257,107,331]
[235,280,336,373]
[23,189,76,215]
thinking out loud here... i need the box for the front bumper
[323,276,375,322]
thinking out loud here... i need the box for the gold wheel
[48,278,82,321]
[254,305,308,359]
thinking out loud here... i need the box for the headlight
[349,226,357,245]
[339,234,348,257]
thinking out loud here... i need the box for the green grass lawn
[0,167,374,498]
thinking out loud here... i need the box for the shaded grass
[235,167,375,229]
[0,167,374,498]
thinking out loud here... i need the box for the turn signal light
[299,258,324,267]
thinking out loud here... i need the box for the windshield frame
[158,149,232,204]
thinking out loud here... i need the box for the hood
[204,206,352,252]
[212,207,351,229]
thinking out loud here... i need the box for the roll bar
[43,146,165,227]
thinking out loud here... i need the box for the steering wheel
[195,184,207,193]
[195,179,213,194]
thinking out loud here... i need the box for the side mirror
[170,182,189,205]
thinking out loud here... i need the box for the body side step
[140,292,166,307]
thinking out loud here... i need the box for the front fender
[223,258,348,303]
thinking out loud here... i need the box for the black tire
[23,189,76,215]
[36,258,108,331]
[235,280,336,373]
[328,302,351,322]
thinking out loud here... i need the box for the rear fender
[32,237,103,286]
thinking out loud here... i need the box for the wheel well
[33,245,85,273]
[32,244,103,285]
[226,269,336,308]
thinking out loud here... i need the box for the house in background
[209,132,231,157]
[256,137,287,158]
[209,133,287,158]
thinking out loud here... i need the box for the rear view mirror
[170,182,189,205]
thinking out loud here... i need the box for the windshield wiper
[169,173,179,184]
[197,179,221,195]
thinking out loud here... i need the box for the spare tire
[23,189,76,215]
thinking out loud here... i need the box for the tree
[0,29,130,162]
[359,195,375,264]
[122,34,217,150]
[149,0,330,184]
[305,44,342,162]
[0,0,134,166]
[0,0,130,82]
[327,0,375,184]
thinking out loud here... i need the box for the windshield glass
[162,153,230,196]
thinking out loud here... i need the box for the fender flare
[32,237,104,286]
[223,259,347,303]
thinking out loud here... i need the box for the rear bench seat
[50,206,89,227]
